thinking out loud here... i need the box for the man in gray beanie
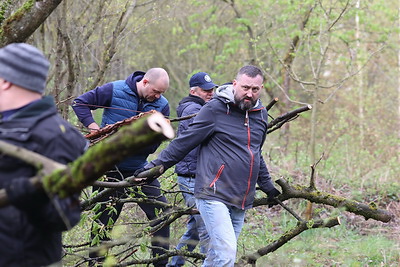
[0,42,50,94]
[0,43,88,266]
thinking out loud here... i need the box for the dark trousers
[89,170,169,266]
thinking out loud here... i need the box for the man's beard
[235,96,257,110]
[145,96,156,102]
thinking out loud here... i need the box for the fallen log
[84,110,157,146]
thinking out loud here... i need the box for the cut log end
[147,112,175,139]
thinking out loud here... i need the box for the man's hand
[266,188,281,208]
[134,162,165,185]
[87,122,100,133]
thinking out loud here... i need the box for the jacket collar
[178,94,206,106]
[215,84,262,111]
[125,71,146,95]
[0,96,56,127]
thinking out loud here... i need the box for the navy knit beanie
[0,43,49,94]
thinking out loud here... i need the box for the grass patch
[238,214,400,267]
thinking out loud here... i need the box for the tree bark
[84,110,158,146]
[0,0,63,46]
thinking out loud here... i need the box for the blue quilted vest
[101,80,168,172]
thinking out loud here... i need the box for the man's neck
[0,90,42,112]
[136,80,144,99]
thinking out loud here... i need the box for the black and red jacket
[153,85,277,210]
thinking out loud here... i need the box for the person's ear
[0,79,12,90]
[142,78,150,86]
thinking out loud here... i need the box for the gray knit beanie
[0,43,49,94]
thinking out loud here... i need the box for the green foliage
[103,255,117,266]
[0,0,395,264]
[0,0,12,23]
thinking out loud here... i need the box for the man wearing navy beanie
[0,43,88,266]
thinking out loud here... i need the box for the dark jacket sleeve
[72,83,113,127]
[257,154,276,194]
[28,126,87,231]
[174,102,202,174]
[179,103,200,133]
[153,103,215,169]
[160,103,170,118]
[23,194,81,231]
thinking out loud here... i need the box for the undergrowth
[62,138,399,266]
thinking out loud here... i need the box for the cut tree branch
[82,99,310,143]
[267,105,312,134]
[265,97,279,111]
[0,112,174,206]
[84,110,158,146]
[254,178,393,223]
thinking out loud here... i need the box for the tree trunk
[398,0,400,164]
[0,0,63,46]
[356,0,365,147]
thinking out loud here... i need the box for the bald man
[72,68,170,266]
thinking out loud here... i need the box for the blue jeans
[168,176,208,267]
[195,198,246,267]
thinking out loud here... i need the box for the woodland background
[1,0,399,266]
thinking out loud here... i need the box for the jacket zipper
[244,111,249,126]
[242,114,254,209]
[209,164,225,193]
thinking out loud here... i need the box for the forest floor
[281,168,400,244]
[238,168,400,266]
[63,172,400,266]
[351,200,399,243]
[267,198,400,242]
[241,199,400,266]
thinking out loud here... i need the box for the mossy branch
[253,178,393,223]
[0,112,174,206]
[45,112,174,197]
